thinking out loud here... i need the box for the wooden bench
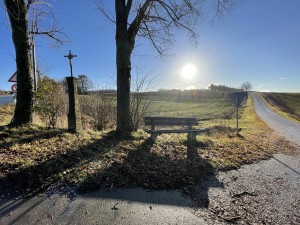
[144,117,208,142]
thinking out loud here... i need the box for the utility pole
[31,37,37,91]
[236,93,239,135]
[31,3,38,92]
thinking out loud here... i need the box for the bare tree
[95,0,236,135]
[130,68,154,131]
[77,74,93,95]
[240,81,253,92]
[4,0,68,126]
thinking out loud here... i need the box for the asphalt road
[0,95,14,105]
[251,92,300,146]
[0,187,207,225]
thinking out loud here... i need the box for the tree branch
[128,0,152,47]
[27,0,35,10]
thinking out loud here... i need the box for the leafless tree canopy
[96,0,235,55]
[28,0,69,47]
[4,0,68,47]
[240,81,253,92]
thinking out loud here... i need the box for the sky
[1,0,300,92]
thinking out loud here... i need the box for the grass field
[0,92,297,196]
[260,92,300,122]
[146,93,235,120]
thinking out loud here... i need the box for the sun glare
[181,63,197,80]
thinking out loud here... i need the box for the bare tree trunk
[5,0,34,126]
[116,42,132,134]
[115,0,133,134]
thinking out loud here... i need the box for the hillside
[261,92,300,122]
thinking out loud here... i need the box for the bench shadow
[78,137,224,208]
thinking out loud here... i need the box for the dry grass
[0,104,14,126]
[0,96,297,196]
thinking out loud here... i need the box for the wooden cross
[64,50,77,77]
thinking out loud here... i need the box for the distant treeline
[207,84,242,93]
[87,84,240,103]
[149,86,238,102]
[0,90,13,95]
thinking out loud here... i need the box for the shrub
[130,73,153,131]
[34,76,64,128]
[80,92,116,131]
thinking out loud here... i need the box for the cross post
[64,50,77,77]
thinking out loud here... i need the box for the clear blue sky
[1,0,300,92]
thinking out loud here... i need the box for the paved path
[251,92,300,146]
[0,188,207,225]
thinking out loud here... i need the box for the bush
[130,74,152,131]
[80,92,116,131]
[34,76,64,128]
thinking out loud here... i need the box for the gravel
[194,154,300,224]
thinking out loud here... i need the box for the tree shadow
[0,130,129,221]
[272,156,300,176]
[0,130,123,197]
[0,125,66,148]
[0,131,223,215]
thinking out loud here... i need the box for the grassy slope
[0,94,297,195]
[260,92,300,123]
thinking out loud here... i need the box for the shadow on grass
[0,125,66,148]
[0,130,126,221]
[0,130,223,210]
[78,137,223,207]
[0,130,123,196]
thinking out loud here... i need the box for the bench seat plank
[144,116,208,142]
[144,117,198,126]
[146,129,208,134]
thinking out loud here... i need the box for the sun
[181,63,197,80]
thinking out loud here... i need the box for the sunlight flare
[181,63,197,80]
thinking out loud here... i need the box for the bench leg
[187,132,196,144]
[151,133,158,141]
[187,132,198,159]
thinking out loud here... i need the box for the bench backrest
[144,117,198,126]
